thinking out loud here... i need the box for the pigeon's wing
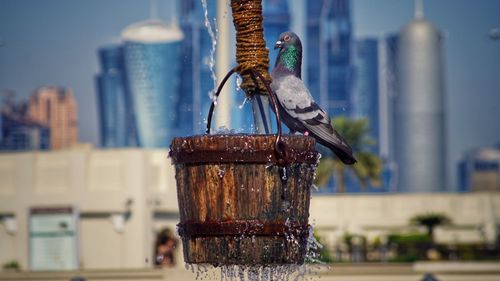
[273,76,327,124]
[273,75,355,164]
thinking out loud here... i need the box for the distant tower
[122,20,183,147]
[178,0,217,135]
[95,45,130,148]
[263,0,290,68]
[0,110,50,151]
[27,87,78,149]
[395,1,446,192]
[351,38,379,154]
[306,0,353,116]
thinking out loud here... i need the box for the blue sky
[1,0,500,189]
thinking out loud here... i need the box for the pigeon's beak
[274,40,283,50]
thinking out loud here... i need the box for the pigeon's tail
[316,137,357,165]
[307,123,357,165]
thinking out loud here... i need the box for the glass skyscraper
[178,0,216,135]
[351,38,379,154]
[96,45,130,148]
[263,0,290,70]
[306,0,353,117]
[0,111,50,151]
[122,20,184,147]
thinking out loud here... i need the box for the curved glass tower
[122,20,183,147]
[96,45,128,148]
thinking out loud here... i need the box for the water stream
[201,0,219,103]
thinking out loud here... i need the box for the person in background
[154,228,178,267]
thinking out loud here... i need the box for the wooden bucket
[169,134,319,265]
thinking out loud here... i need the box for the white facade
[1,148,499,270]
[0,148,179,270]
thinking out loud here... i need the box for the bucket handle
[205,67,286,165]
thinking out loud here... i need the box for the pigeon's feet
[304,131,310,136]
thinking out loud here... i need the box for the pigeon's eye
[284,35,290,42]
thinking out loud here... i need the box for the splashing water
[184,263,319,281]
[236,76,243,91]
[238,97,249,109]
[201,0,218,103]
[183,226,327,281]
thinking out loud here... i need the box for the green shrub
[2,260,20,271]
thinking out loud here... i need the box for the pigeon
[271,31,357,165]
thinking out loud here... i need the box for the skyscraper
[122,20,184,147]
[378,34,400,192]
[27,87,78,150]
[380,34,399,161]
[394,9,446,192]
[96,45,131,148]
[178,0,216,136]
[263,0,290,69]
[0,110,50,151]
[306,0,353,116]
[351,38,379,154]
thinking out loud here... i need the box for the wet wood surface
[170,134,318,265]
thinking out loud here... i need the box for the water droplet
[218,167,226,178]
[238,97,249,109]
[201,0,218,98]
[236,76,243,91]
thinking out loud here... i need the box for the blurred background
[0,0,500,280]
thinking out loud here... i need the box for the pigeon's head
[274,31,302,52]
[273,31,302,77]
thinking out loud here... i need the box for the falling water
[201,0,219,103]
[183,226,327,281]
[238,97,249,109]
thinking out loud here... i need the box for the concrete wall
[0,148,179,270]
[310,193,500,247]
[1,148,499,270]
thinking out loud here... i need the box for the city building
[459,145,500,192]
[351,38,380,154]
[178,0,217,136]
[263,0,290,69]
[122,20,184,147]
[378,34,399,192]
[394,8,446,192]
[96,45,135,148]
[0,110,50,151]
[26,87,78,150]
[0,148,178,270]
[306,0,353,117]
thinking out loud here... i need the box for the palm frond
[315,117,384,192]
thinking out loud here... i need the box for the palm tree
[410,213,452,242]
[315,117,383,192]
